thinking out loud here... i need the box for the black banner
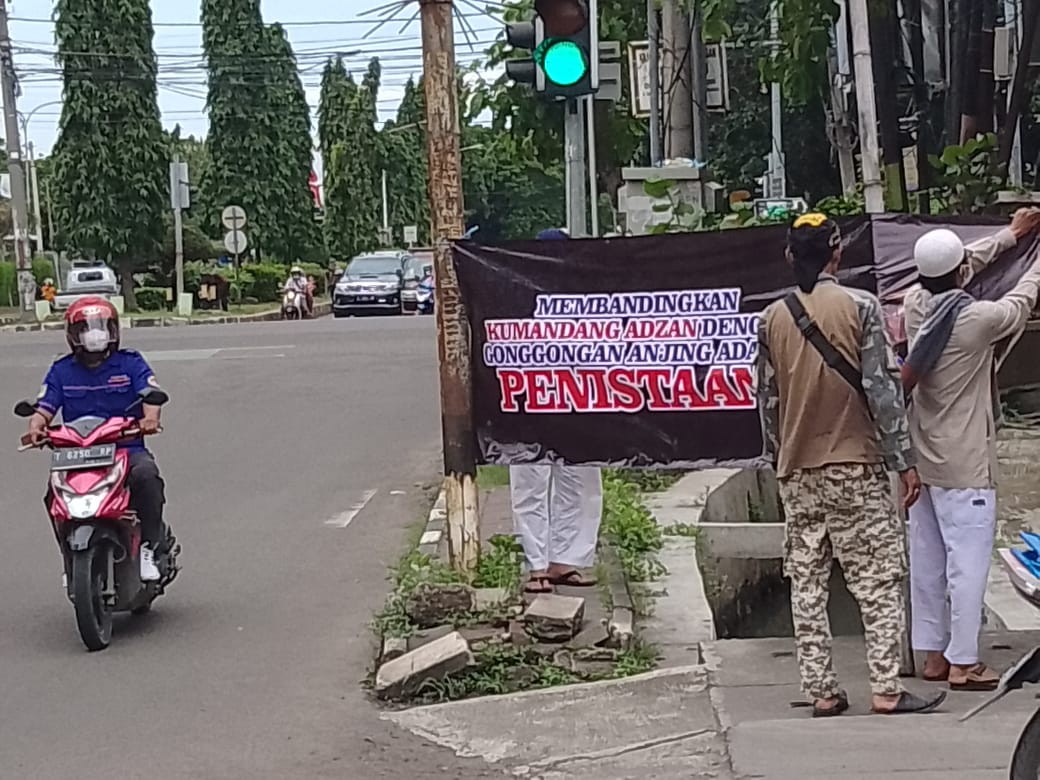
[454,216,1039,468]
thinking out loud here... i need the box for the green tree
[260,24,320,262]
[319,57,380,261]
[200,0,277,256]
[51,0,167,309]
[381,77,430,245]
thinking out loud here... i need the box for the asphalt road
[0,316,501,779]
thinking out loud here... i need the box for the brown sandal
[549,570,597,587]
[524,576,554,594]
[949,663,1000,691]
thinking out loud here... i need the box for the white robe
[509,465,602,571]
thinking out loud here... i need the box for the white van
[54,260,120,310]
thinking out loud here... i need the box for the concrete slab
[382,665,726,776]
[729,713,1023,779]
[641,536,715,667]
[698,522,784,559]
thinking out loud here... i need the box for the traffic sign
[628,41,729,118]
[222,205,247,230]
[224,229,248,255]
[403,225,418,245]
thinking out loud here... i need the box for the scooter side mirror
[138,388,170,407]
[13,400,37,418]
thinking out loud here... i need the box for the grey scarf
[905,289,974,381]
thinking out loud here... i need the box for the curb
[418,485,447,559]
[0,301,332,333]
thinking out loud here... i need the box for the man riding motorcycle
[26,297,167,581]
[283,265,312,318]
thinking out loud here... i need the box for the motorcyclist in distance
[26,297,167,581]
[283,265,311,318]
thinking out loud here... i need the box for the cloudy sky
[8,0,498,157]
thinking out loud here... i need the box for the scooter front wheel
[1011,707,1040,779]
[71,544,113,651]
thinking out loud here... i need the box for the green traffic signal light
[537,39,588,86]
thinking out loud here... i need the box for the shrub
[0,262,15,306]
[244,263,285,302]
[135,287,168,311]
[32,257,57,285]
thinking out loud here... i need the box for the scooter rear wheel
[1011,707,1040,779]
[71,544,113,651]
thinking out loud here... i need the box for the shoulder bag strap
[783,292,866,399]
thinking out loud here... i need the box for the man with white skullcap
[904,209,1040,691]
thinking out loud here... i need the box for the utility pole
[585,96,598,236]
[381,168,390,244]
[661,0,693,158]
[419,0,479,573]
[565,99,587,236]
[647,0,662,164]
[28,141,43,252]
[690,10,708,162]
[169,158,188,300]
[0,0,35,322]
[767,2,786,196]
[847,0,885,212]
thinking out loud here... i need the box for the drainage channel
[706,558,865,639]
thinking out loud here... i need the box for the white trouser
[909,485,996,666]
[509,465,602,572]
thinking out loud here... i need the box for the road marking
[141,349,219,362]
[324,490,378,528]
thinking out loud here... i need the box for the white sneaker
[140,545,160,582]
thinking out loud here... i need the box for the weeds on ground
[613,641,660,678]
[614,469,683,493]
[663,523,700,538]
[372,549,466,639]
[474,534,523,590]
[414,645,581,703]
[477,465,511,488]
[601,471,666,583]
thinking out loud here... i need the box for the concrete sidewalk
[715,631,1040,779]
[384,630,1040,779]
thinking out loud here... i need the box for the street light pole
[0,0,36,321]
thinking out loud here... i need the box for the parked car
[400,251,433,314]
[53,260,120,310]
[333,251,409,317]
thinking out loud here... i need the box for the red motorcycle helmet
[65,296,120,357]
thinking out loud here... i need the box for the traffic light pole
[564,99,587,236]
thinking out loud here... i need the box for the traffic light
[504,19,544,91]
[503,0,598,99]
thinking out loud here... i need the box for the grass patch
[473,534,523,590]
[613,641,659,678]
[372,549,466,639]
[601,470,666,583]
[663,522,700,538]
[477,464,510,488]
[613,469,683,493]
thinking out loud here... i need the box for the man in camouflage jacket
[755,213,944,717]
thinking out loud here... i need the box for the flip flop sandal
[949,664,1000,691]
[812,690,850,718]
[872,690,947,715]
[524,577,553,594]
[550,570,598,587]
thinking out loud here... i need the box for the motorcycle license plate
[51,443,116,471]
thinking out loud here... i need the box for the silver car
[333,251,409,317]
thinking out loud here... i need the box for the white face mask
[81,327,110,353]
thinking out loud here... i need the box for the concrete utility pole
[586,96,599,236]
[690,9,708,162]
[847,0,884,212]
[0,0,35,321]
[647,0,662,164]
[419,0,480,573]
[565,99,587,236]
[767,2,786,197]
[661,0,693,159]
